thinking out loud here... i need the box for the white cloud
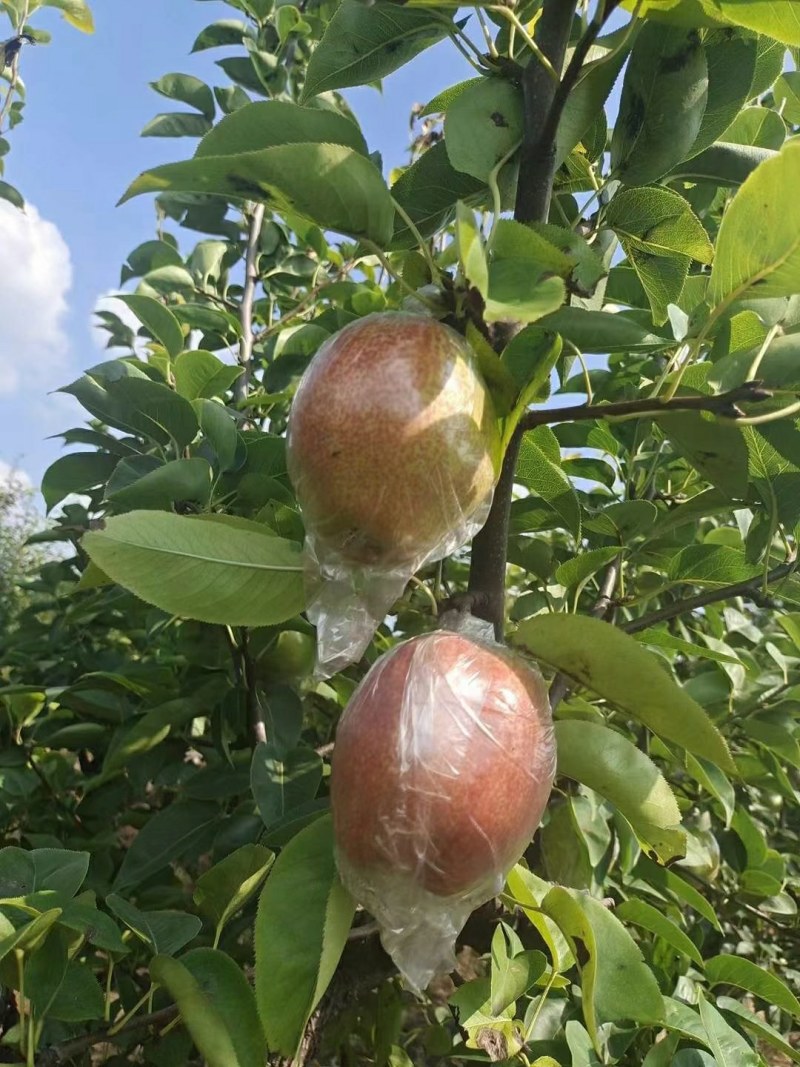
[0,201,72,396]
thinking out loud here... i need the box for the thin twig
[621,555,798,636]
[0,2,32,135]
[240,628,266,747]
[32,1007,178,1066]
[517,380,775,432]
[233,202,265,408]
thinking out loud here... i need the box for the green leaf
[82,512,305,627]
[0,180,24,209]
[251,743,323,828]
[191,19,249,52]
[255,814,355,1059]
[723,105,786,150]
[389,140,483,248]
[173,302,242,339]
[536,308,668,352]
[554,720,685,864]
[113,801,221,891]
[301,1,449,101]
[775,70,800,124]
[671,141,776,186]
[448,978,521,1057]
[46,960,105,1021]
[41,452,119,512]
[482,220,570,324]
[174,350,242,400]
[555,43,628,168]
[710,141,800,305]
[420,77,477,117]
[705,954,800,1016]
[142,113,213,138]
[698,995,759,1067]
[99,698,199,779]
[555,547,620,591]
[615,899,703,966]
[502,325,561,402]
[667,544,758,586]
[0,847,90,902]
[715,0,800,45]
[743,422,800,529]
[106,895,202,955]
[717,997,800,1064]
[505,866,575,973]
[635,855,722,930]
[512,615,734,772]
[612,24,709,186]
[637,628,742,667]
[152,950,266,1067]
[585,500,659,542]
[660,411,750,499]
[194,844,275,934]
[194,399,240,472]
[151,72,215,121]
[455,202,488,295]
[57,902,129,954]
[605,186,713,262]
[490,924,546,1015]
[106,457,213,511]
[43,0,94,32]
[687,31,757,157]
[516,432,581,537]
[541,887,663,1047]
[0,910,62,962]
[25,927,69,1017]
[122,143,394,246]
[115,294,185,359]
[604,187,711,323]
[196,100,368,158]
[444,78,522,182]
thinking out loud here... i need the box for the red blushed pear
[330,632,556,901]
[286,312,502,568]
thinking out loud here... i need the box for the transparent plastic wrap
[286,312,501,677]
[330,625,556,993]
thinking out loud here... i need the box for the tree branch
[536,0,623,164]
[468,0,578,637]
[31,1006,178,1066]
[513,0,576,223]
[518,380,774,431]
[621,555,799,636]
[233,202,265,408]
[241,628,267,746]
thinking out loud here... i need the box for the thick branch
[233,202,265,408]
[468,0,578,637]
[622,556,798,636]
[468,429,523,638]
[513,0,576,223]
[518,381,774,431]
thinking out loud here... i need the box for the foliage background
[1,1,799,1066]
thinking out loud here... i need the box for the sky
[0,0,476,495]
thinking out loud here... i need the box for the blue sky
[0,1,474,492]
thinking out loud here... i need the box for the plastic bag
[286,312,501,677]
[330,623,556,992]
